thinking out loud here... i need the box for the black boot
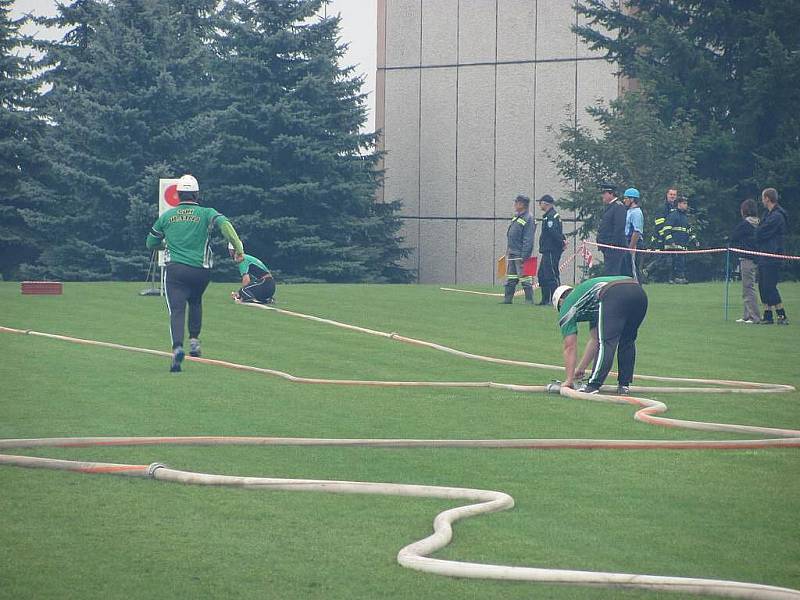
[761,310,774,324]
[501,282,516,304]
[538,285,551,306]
[523,285,534,304]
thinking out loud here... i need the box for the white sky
[10,0,378,132]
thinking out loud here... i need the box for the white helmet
[552,284,573,309]
[176,174,199,192]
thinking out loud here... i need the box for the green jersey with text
[558,276,631,337]
[150,202,229,268]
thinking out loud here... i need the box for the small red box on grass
[21,281,63,295]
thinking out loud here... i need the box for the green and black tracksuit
[237,254,275,303]
[558,276,648,388]
[146,201,243,349]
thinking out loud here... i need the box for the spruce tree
[573,0,799,270]
[199,0,409,282]
[25,0,219,280]
[0,1,43,279]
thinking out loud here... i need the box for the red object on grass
[522,257,538,277]
[21,281,63,295]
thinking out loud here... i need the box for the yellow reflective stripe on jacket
[512,216,527,226]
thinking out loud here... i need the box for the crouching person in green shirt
[229,244,276,305]
[146,174,244,372]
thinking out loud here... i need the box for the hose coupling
[146,462,166,479]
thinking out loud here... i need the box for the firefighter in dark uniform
[642,187,677,281]
[662,195,697,283]
[596,182,628,276]
[502,194,536,304]
[536,194,566,305]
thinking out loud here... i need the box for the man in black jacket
[536,194,566,305]
[596,182,628,275]
[756,188,789,325]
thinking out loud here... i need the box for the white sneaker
[735,318,747,323]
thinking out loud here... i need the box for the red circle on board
[164,184,180,207]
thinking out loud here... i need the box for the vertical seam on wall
[572,5,580,283]
[492,0,498,286]
[380,0,387,204]
[454,0,460,284]
[418,0,423,280]
[532,0,537,207]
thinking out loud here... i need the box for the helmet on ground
[552,285,573,309]
[177,174,199,192]
[623,187,640,199]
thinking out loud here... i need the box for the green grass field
[1,280,798,599]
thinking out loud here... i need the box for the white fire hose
[1,318,798,598]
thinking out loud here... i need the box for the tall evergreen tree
[0,1,43,278]
[573,0,799,267]
[23,0,219,280]
[199,0,409,282]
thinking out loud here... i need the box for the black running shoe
[170,346,185,372]
[189,338,201,357]
[578,383,601,394]
[617,385,630,395]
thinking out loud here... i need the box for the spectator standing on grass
[622,188,644,281]
[729,198,761,324]
[552,276,648,395]
[663,196,697,284]
[756,188,789,325]
[596,182,627,276]
[146,174,244,372]
[536,194,566,306]
[642,187,678,281]
[229,244,276,305]
[501,194,536,305]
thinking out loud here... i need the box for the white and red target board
[157,179,181,267]
[158,178,181,215]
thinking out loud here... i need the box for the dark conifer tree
[0,1,44,278]
[199,0,409,282]
[573,0,799,272]
[24,0,219,280]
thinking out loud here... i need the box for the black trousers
[238,276,276,303]
[758,260,782,306]
[601,248,625,276]
[538,251,561,288]
[589,283,648,387]
[164,263,211,349]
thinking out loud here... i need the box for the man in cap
[501,194,536,304]
[552,276,648,394]
[536,194,566,305]
[596,182,628,276]
[622,188,644,280]
[147,174,244,372]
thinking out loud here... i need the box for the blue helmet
[623,187,640,200]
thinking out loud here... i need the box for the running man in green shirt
[146,174,244,372]
[228,244,276,304]
[552,276,648,394]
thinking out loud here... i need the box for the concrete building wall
[376,0,619,284]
